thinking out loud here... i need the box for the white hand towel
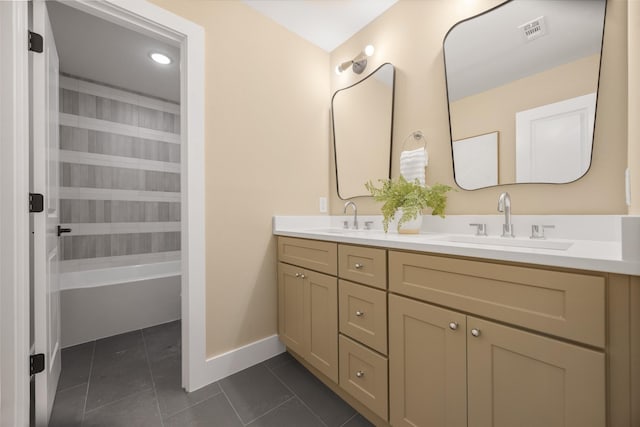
[400,148,428,186]
[400,148,428,166]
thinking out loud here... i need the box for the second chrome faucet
[343,200,358,230]
[497,192,515,238]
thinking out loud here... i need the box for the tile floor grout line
[80,339,97,422]
[55,380,89,395]
[82,386,156,416]
[161,390,223,422]
[264,361,330,427]
[141,327,166,427]
[160,384,224,421]
[339,412,359,427]
[141,321,220,422]
[243,395,297,426]
[81,330,154,416]
[219,386,249,426]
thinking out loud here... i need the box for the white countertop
[273,215,640,276]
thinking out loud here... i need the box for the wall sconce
[335,45,375,75]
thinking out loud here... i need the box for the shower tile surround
[58,76,182,347]
[59,76,181,261]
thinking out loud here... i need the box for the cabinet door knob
[355,370,365,378]
[449,322,458,331]
[354,263,363,269]
[295,273,300,278]
[471,328,481,337]
[355,310,364,317]
[300,274,306,279]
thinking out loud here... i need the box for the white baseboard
[200,334,285,388]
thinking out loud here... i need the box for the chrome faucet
[343,201,358,230]
[497,192,515,237]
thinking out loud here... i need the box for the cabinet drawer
[278,237,337,275]
[339,335,388,421]
[389,251,605,347]
[338,244,386,289]
[339,280,388,354]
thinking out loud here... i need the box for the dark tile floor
[49,321,373,427]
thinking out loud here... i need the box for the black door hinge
[30,354,45,375]
[28,31,43,53]
[29,193,44,213]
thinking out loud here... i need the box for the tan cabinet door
[305,270,339,383]
[278,262,306,356]
[467,316,605,427]
[389,295,467,427]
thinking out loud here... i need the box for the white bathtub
[60,251,181,290]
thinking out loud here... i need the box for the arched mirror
[443,0,606,190]
[332,63,395,199]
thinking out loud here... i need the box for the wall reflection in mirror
[444,0,606,190]
[332,63,395,199]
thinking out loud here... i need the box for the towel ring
[401,130,427,152]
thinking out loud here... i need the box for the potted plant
[365,176,452,233]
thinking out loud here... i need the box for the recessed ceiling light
[150,52,172,65]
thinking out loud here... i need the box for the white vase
[395,208,423,234]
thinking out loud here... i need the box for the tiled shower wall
[58,75,182,347]
[59,75,181,265]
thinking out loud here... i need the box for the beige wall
[629,1,640,214]
[148,0,330,357]
[148,0,631,359]
[451,54,600,184]
[330,0,628,215]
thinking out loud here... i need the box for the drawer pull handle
[355,311,364,317]
[449,322,458,331]
[356,370,365,378]
[471,328,481,337]
[354,263,363,269]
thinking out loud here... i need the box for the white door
[32,0,62,424]
[515,93,596,183]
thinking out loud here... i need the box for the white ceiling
[47,1,180,103]
[241,0,398,52]
[45,0,605,105]
[46,0,397,102]
[444,0,606,101]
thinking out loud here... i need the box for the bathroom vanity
[274,216,639,427]
[294,0,626,424]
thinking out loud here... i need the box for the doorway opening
[48,1,182,349]
[27,1,205,425]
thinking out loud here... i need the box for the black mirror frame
[331,62,396,200]
[442,0,607,190]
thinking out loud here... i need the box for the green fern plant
[365,176,452,233]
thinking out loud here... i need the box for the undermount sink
[438,235,573,251]
[308,228,373,235]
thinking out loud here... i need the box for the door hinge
[30,354,45,375]
[28,31,43,53]
[29,193,44,213]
